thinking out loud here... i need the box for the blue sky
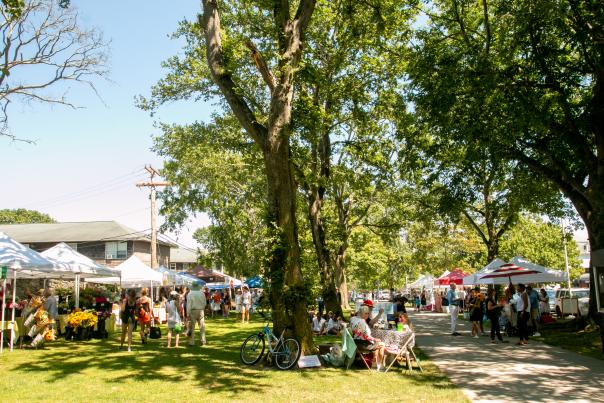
[0,0,213,248]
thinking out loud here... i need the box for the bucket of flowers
[66,309,98,341]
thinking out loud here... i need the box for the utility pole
[561,220,573,296]
[136,165,169,268]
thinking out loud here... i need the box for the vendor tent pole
[9,270,17,352]
[75,274,80,309]
[1,277,6,353]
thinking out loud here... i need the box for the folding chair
[383,333,423,373]
[342,327,374,371]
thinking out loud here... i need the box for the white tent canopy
[41,243,119,278]
[0,232,56,353]
[41,243,119,308]
[0,232,55,278]
[410,274,435,289]
[463,258,508,285]
[89,255,162,288]
[477,256,566,285]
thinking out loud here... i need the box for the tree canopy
[0,208,55,224]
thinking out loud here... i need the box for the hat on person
[362,299,374,307]
[170,291,178,297]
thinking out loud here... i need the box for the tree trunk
[200,0,317,353]
[263,131,313,353]
[307,188,339,314]
[334,243,351,310]
[486,238,499,263]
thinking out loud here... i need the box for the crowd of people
[117,283,262,352]
[446,282,552,345]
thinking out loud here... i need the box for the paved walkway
[409,310,604,403]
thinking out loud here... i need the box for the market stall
[0,232,55,352]
[436,268,468,286]
[89,255,163,290]
[41,243,119,308]
[477,256,565,285]
[462,258,508,285]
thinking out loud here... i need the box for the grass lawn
[532,320,604,361]
[0,314,467,402]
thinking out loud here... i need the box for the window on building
[66,242,78,251]
[105,241,127,259]
[170,263,177,270]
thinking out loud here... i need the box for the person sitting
[349,305,386,371]
[312,311,326,335]
[396,313,412,332]
[362,299,384,328]
[325,311,340,335]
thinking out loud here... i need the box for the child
[166,291,182,348]
[397,313,412,332]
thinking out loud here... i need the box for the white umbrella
[0,232,55,353]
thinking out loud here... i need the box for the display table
[1,317,23,340]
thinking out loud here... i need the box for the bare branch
[0,0,109,141]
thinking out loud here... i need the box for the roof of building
[0,221,175,246]
[170,247,199,263]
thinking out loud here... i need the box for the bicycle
[240,322,301,370]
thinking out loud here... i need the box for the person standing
[222,290,231,318]
[235,288,242,315]
[166,291,182,348]
[526,285,541,337]
[516,284,530,345]
[186,281,207,346]
[137,288,153,345]
[119,289,137,352]
[241,286,252,323]
[447,284,461,336]
[469,287,483,339]
[43,288,58,325]
[486,288,507,344]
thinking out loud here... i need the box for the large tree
[143,0,317,350]
[408,0,604,347]
[0,0,108,141]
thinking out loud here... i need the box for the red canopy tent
[436,268,468,285]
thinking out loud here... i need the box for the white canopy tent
[0,232,55,353]
[41,243,119,308]
[462,258,508,285]
[409,274,435,289]
[477,256,566,285]
[89,256,163,296]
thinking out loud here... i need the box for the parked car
[546,289,556,313]
[554,288,590,317]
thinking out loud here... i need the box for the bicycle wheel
[274,338,301,370]
[240,334,265,365]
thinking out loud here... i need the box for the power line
[21,168,148,209]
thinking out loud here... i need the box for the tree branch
[481,0,491,56]
[245,39,276,93]
[200,1,268,144]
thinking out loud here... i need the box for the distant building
[0,221,175,268]
[169,247,199,271]
[574,231,591,270]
